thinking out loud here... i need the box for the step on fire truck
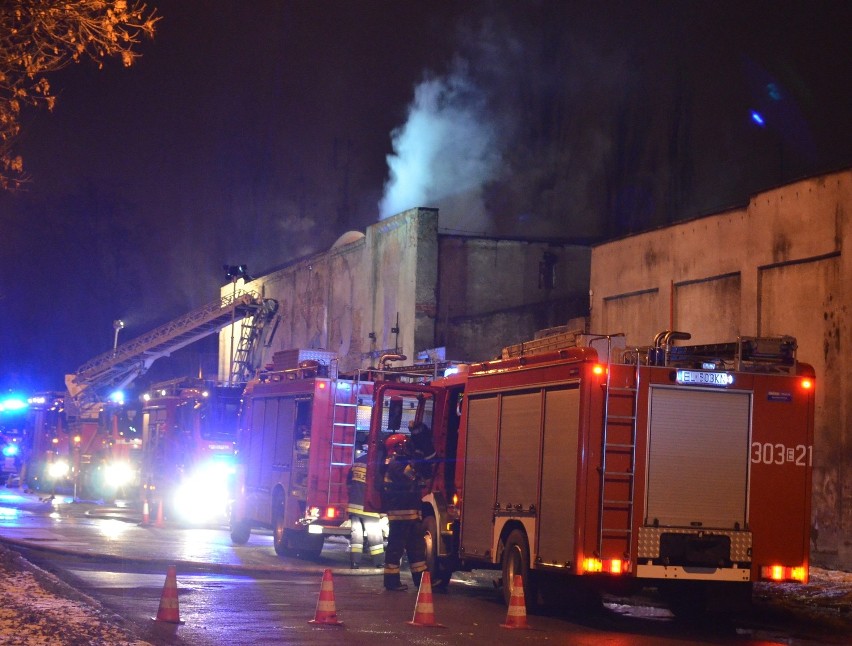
[230,351,454,559]
[363,330,815,614]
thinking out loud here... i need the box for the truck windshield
[199,389,241,440]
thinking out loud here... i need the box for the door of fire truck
[363,380,463,579]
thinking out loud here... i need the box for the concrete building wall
[590,169,852,569]
[220,207,438,376]
[219,209,591,373]
[437,237,591,360]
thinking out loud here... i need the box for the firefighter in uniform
[346,444,385,568]
[381,432,430,591]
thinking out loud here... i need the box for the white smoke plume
[378,62,502,234]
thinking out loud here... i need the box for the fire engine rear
[229,351,374,558]
[364,330,815,614]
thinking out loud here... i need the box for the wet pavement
[0,488,375,577]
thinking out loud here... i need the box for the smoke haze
[379,62,501,235]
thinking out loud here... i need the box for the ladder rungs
[335,402,357,407]
[602,528,632,535]
[608,386,637,393]
[605,442,635,449]
[606,415,636,422]
[330,461,351,467]
[333,422,356,427]
[331,442,355,448]
[603,471,634,478]
[603,499,633,506]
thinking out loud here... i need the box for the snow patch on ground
[0,545,151,645]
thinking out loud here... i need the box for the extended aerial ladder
[65,291,279,413]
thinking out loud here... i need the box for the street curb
[0,535,381,578]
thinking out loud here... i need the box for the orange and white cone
[153,565,184,624]
[308,569,344,626]
[407,572,445,628]
[500,574,531,629]
[141,499,150,526]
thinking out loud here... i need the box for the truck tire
[501,529,536,608]
[230,517,251,545]
[292,534,325,561]
[272,496,288,556]
[423,515,450,589]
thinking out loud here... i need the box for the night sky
[1,0,850,393]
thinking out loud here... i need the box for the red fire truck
[19,393,67,491]
[230,351,442,559]
[77,397,142,500]
[21,392,141,499]
[140,378,243,522]
[363,330,815,614]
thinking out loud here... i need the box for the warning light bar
[760,564,807,583]
[582,557,626,575]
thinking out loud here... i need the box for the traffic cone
[141,499,150,525]
[155,499,165,527]
[153,565,184,624]
[407,571,445,628]
[500,574,530,629]
[308,569,344,626]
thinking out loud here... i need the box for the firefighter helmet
[385,433,409,456]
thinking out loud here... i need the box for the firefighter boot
[383,573,408,592]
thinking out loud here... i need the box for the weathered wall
[219,209,592,373]
[590,169,852,569]
[219,207,438,375]
[436,238,591,360]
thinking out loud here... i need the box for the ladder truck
[61,291,277,500]
[363,329,815,614]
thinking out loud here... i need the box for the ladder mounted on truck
[229,298,280,384]
[594,334,639,561]
[66,291,277,410]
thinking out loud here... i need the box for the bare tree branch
[0,1,160,190]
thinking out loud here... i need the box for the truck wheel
[230,518,251,545]
[295,534,325,561]
[272,498,288,556]
[502,529,535,608]
[423,515,450,589]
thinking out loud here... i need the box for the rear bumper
[306,523,350,536]
[636,563,751,582]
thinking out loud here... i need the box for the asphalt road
[1,489,851,645]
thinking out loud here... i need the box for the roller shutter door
[645,387,751,529]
